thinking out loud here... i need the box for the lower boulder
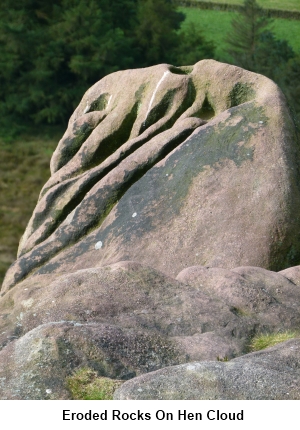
[114,338,300,400]
[0,260,300,399]
[0,321,179,400]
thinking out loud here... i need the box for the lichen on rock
[1,60,300,400]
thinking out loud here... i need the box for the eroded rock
[114,339,300,400]
[1,60,300,400]
[0,321,180,400]
[1,261,300,399]
[3,60,300,291]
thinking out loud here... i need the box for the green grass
[66,367,123,400]
[179,8,300,59]
[0,129,62,286]
[249,331,299,351]
[190,0,300,12]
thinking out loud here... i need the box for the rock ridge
[1,60,300,400]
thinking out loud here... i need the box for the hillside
[0,132,61,285]
[180,0,300,12]
[179,7,300,59]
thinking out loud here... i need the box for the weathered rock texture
[2,60,300,291]
[0,261,300,399]
[1,60,300,400]
[114,339,300,400]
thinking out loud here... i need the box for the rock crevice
[1,60,300,400]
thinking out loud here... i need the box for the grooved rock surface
[2,60,300,291]
[1,60,300,400]
[114,339,300,400]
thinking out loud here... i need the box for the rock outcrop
[2,60,300,291]
[1,261,300,399]
[1,60,300,399]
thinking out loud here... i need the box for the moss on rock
[66,367,123,400]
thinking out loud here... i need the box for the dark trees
[0,0,137,125]
[225,0,271,70]
[134,0,184,65]
[281,55,300,124]
[175,23,215,66]
[253,31,295,80]
[0,0,216,128]
[225,0,299,124]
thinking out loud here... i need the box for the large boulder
[1,60,300,400]
[2,60,300,291]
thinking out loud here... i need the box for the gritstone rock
[114,339,300,400]
[1,261,300,399]
[1,60,300,400]
[2,59,300,291]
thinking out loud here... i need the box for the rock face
[1,60,300,400]
[2,60,300,291]
[114,339,300,400]
[1,261,300,399]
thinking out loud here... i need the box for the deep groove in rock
[22,120,200,255]
[88,106,139,170]
[11,125,200,285]
[21,82,200,255]
[194,95,215,120]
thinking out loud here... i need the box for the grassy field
[190,0,300,12]
[180,7,300,59]
[0,130,61,285]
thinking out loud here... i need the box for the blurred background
[0,0,299,285]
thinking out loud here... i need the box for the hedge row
[172,0,300,20]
